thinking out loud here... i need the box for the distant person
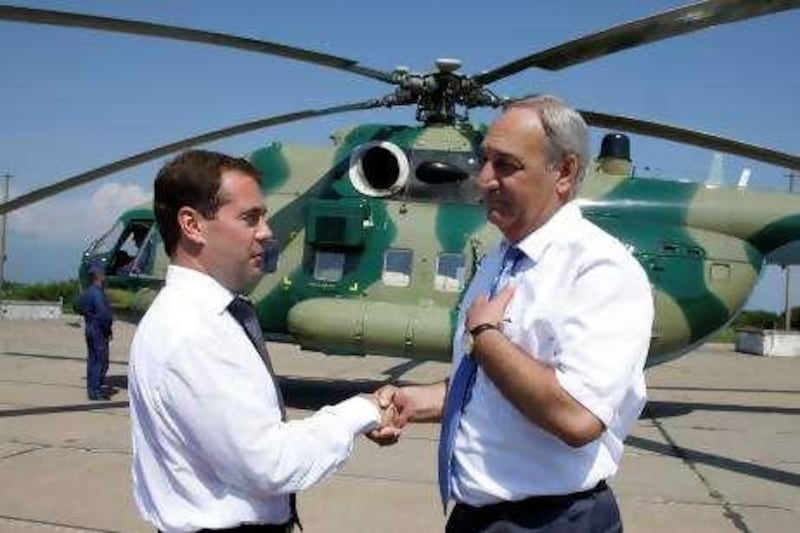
[128,150,394,532]
[78,262,113,401]
[370,95,654,532]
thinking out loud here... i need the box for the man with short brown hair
[129,149,393,532]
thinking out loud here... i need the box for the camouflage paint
[250,142,291,193]
[579,172,800,359]
[248,126,404,335]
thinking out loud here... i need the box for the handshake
[365,384,412,446]
[362,382,444,446]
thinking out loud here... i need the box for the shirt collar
[165,265,237,315]
[514,200,583,263]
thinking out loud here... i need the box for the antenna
[705,152,724,187]
[784,171,799,331]
[737,168,751,188]
[0,173,10,291]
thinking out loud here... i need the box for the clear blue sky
[1,0,798,312]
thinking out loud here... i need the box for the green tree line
[0,279,82,312]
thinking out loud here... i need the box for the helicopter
[2,1,800,368]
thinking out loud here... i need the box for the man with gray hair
[371,95,653,531]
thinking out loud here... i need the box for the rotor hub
[385,59,503,124]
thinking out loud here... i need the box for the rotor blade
[0,99,385,215]
[475,0,800,84]
[580,110,800,171]
[0,5,394,84]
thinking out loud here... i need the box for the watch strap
[469,322,499,338]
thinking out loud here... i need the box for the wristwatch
[464,322,500,355]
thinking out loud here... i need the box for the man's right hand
[366,385,410,446]
[366,381,447,446]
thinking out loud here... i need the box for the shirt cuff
[327,396,381,435]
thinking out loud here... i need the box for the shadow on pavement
[105,374,128,390]
[0,401,128,417]
[642,400,800,418]
[626,435,800,488]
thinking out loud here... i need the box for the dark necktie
[227,296,283,411]
[437,245,524,509]
[227,296,300,529]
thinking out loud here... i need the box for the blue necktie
[437,245,524,509]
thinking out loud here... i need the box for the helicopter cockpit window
[90,220,126,256]
[127,226,157,275]
[382,248,413,288]
[314,251,345,282]
[112,221,154,274]
[435,253,466,292]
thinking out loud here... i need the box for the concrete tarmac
[0,317,798,532]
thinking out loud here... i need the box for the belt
[457,480,608,515]
[160,523,292,533]
[197,524,292,533]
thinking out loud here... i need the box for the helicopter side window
[314,251,345,282]
[382,248,413,288]
[435,253,466,292]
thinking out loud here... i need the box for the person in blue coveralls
[79,262,114,401]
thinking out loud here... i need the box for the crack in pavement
[650,416,752,533]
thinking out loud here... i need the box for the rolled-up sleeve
[553,254,653,427]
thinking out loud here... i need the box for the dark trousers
[446,481,621,533]
[85,328,109,396]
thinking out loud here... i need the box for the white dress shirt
[129,265,380,532]
[451,201,654,505]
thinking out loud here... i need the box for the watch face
[463,329,474,355]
